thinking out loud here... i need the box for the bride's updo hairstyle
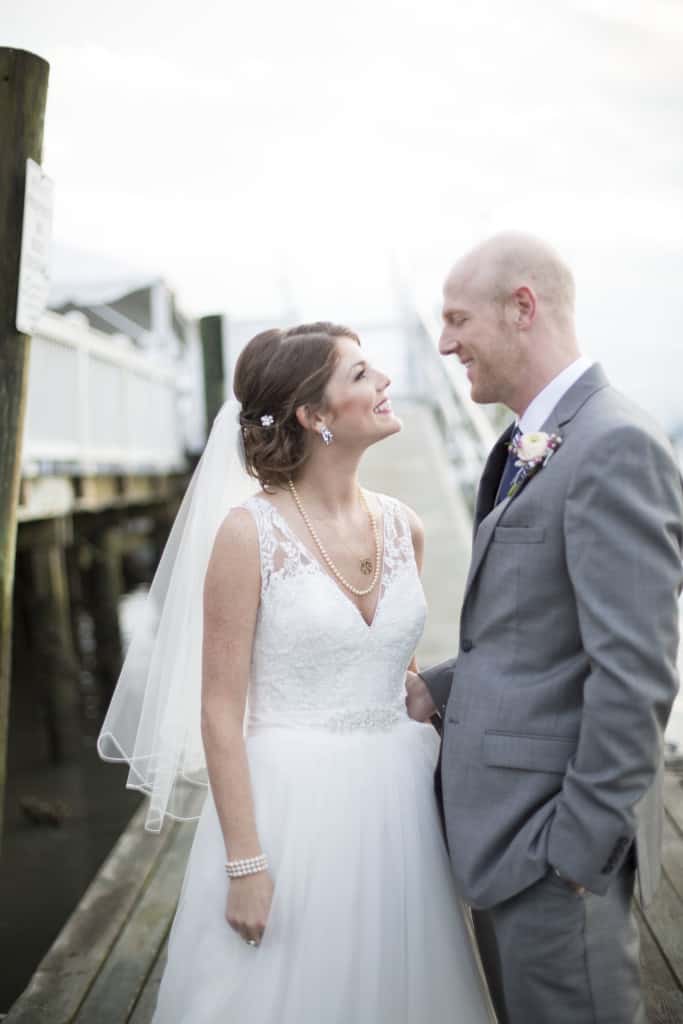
[234,322,360,489]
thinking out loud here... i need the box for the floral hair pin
[260,414,275,428]
[506,431,562,498]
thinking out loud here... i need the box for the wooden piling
[199,314,225,431]
[82,524,125,699]
[26,520,81,761]
[0,48,50,849]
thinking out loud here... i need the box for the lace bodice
[241,493,427,733]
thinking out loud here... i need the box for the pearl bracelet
[225,853,269,878]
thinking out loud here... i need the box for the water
[0,593,143,1013]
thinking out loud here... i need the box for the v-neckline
[253,493,387,631]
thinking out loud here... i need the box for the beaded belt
[248,705,407,734]
[324,706,406,733]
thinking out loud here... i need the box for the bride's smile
[320,335,402,448]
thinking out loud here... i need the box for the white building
[49,249,206,456]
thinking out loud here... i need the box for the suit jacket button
[461,638,474,653]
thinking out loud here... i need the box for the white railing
[21,311,187,476]
[409,306,500,511]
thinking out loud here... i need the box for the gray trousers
[472,862,646,1024]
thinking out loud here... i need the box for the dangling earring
[320,426,334,446]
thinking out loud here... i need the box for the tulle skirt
[151,719,494,1023]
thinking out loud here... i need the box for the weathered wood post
[87,523,124,699]
[199,314,226,431]
[0,49,50,848]
[21,518,81,762]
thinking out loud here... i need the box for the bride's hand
[226,872,274,946]
[405,671,437,722]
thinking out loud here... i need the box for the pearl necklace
[287,479,382,597]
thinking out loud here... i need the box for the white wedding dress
[151,493,493,1023]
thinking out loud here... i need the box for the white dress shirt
[518,356,594,434]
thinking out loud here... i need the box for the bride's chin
[376,415,402,438]
[354,416,402,449]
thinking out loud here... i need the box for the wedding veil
[97,400,256,832]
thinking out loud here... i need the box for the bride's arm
[401,503,440,727]
[201,506,272,944]
[404,503,425,675]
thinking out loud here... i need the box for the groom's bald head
[440,233,580,414]
[451,232,576,324]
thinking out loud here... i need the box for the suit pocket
[483,731,576,773]
[493,526,546,544]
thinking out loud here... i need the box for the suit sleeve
[547,423,683,893]
[419,658,458,717]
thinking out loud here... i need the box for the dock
[6,401,683,1023]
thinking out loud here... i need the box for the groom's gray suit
[421,364,683,1022]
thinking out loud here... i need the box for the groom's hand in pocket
[226,871,274,946]
[405,671,437,722]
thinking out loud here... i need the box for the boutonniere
[507,431,563,498]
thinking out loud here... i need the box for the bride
[98,321,493,1022]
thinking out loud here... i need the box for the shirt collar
[518,355,594,435]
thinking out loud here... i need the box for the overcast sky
[4,0,682,429]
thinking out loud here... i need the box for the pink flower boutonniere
[506,431,563,498]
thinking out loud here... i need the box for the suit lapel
[464,493,512,596]
[463,363,610,603]
[474,422,515,528]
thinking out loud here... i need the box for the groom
[407,233,683,1023]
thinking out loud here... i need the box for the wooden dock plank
[73,818,198,1024]
[641,871,683,994]
[637,774,683,1013]
[639,770,683,1019]
[129,939,168,1024]
[637,904,683,1024]
[663,771,683,835]
[5,800,176,1024]
[662,804,683,903]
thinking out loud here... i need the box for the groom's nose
[439,328,460,356]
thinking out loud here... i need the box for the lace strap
[376,493,416,578]
[241,495,311,596]
[243,492,415,595]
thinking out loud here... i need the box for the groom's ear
[512,286,536,329]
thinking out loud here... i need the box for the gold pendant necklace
[308,518,374,575]
[287,480,382,597]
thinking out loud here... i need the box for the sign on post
[16,158,54,336]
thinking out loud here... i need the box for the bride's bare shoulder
[204,504,262,625]
[208,501,261,575]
